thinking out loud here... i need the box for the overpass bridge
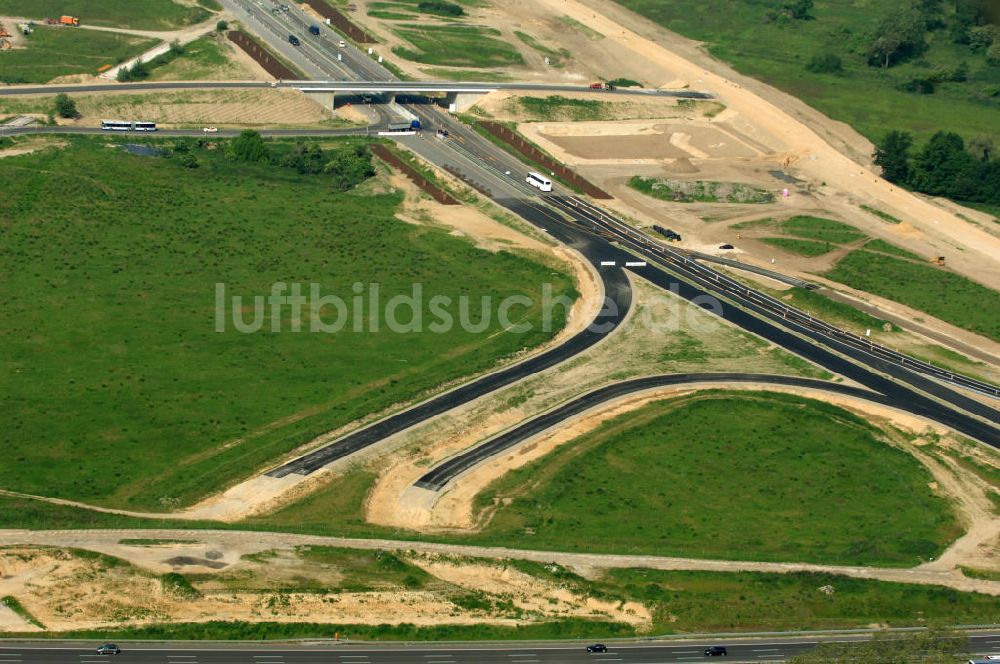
[0,80,712,113]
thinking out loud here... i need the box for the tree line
[874,129,1000,204]
[225,130,376,190]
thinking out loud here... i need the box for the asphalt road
[414,374,897,490]
[0,126,374,137]
[3,632,1000,663]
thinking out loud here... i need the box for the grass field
[0,26,156,84]
[614,0,1000,144]
[629,175,774,203]
[863,238,923,260]
[0,138,574,510]
[472,392,958,566]
[777,215,868,244]
[146,35,247,81]
[563,566,1000,632]
[517,96,609,121]
[0,0,210,30]
[760,237,835,257]
[391,25,524,68]
[825,250,1000,342]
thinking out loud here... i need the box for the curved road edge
[413,373,897,491]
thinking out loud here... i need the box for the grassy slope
[0,138,574,510]
[0,0,209,30]
[615,0,1000,144]
[760,237,835,256]
[391,25,524,68]
[825,250,1000,341]
[145,36,240,81]
[0,27,157,84]
[473,392,958,566]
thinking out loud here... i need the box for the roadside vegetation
[629,175,775,203]
[614,0,1000,144]
[825,249,1000,341]
[0,137,575,510]
[391,25,524,68]
[471,392,959,566]
[516,96,609,121]
[522,564,1000,634]
[736,215,870,257]
[0,26,156,84]
[0,0,211,30]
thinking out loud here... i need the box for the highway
[3,632,1000,663]
[227,0,999,479]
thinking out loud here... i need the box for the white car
[338,40,346,48]
[202,126,218,133]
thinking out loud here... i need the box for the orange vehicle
[59,15,79,26]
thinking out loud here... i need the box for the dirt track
[1,529,997,596]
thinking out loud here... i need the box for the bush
[225,130,270,163]
[53,93,77,119]
[216,19,229,32]
[988,42,1000,66]
[324,145,375,190]
[805,53,843,73]
[117,59,149,82]
[417,1,464,17]
[607,77,642,87]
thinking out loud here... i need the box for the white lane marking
[625,261,647,267]
[599,260,616,266]
[754,648,781,652]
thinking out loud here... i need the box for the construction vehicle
[931,255,946,266]
[45,16,79,26]
[653,225,682,241]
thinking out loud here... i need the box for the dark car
[718,244,734,250]
[288,34,300,46]
[96,644,121,655]
[308,25,320,35]
[704,646,727,656]
[586,644,608,653]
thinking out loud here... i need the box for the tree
[873,130,913,183]
[988,41,1000,66]
[226,129,270,163]
[324,145,375,190]
[909,131,977,197]
[785,0,814,20]
[867,7,927,68]
[53,93,77,119]
[216,19,228,32]
[967,134,996,161]
[282,142,326,174]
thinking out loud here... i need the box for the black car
[308,25,320,35]
[288,34,300,46]
[96,644,121,655]
[586,644,608,653]
[718,244,734,250]
[704,646,727,656]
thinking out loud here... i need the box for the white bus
[101,120,157,132]
[526,172,552,192]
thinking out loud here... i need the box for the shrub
[53,93,77,119]
[417,1,463,17]
[216,19,229,32]
[225,130,270,163]
[805,53,842,73]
